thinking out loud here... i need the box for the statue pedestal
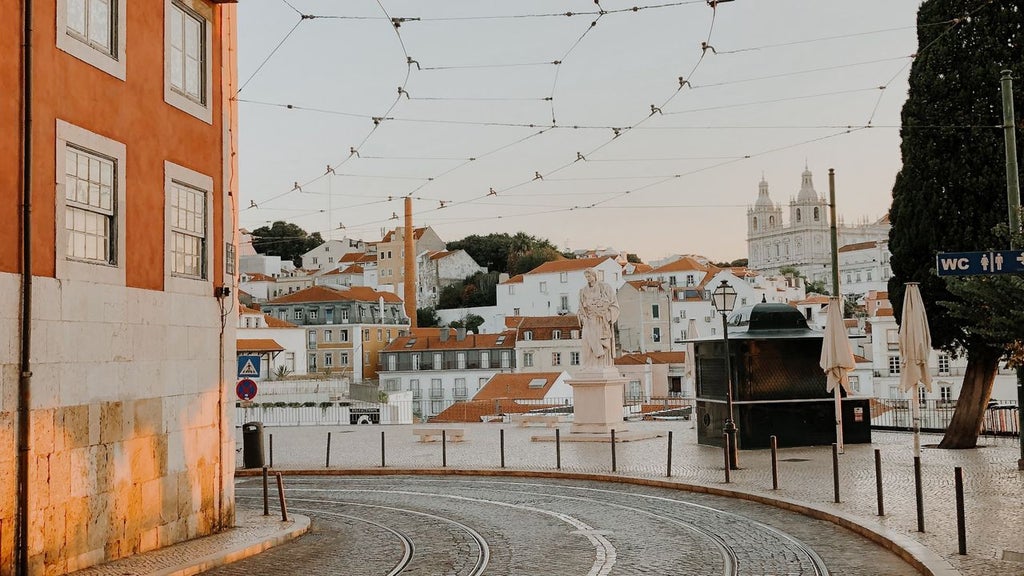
[570,368,627,435]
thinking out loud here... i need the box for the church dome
[796,167,819,203]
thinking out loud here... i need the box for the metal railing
[870,398,1019,436]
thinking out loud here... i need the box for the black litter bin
[242,421,265,469]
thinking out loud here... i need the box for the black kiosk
[694,302,871,449]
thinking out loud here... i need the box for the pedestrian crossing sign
[237,355,261,378]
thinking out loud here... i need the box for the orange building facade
[1,1,239,573]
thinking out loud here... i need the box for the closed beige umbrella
[685,318,699,397]
[819,296,856,452]
[898,282,932,457]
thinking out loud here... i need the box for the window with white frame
[324,353,333,367]
[552,330,562,340]
[165,161,213,293]
[652,304,660,319]
[888,355,900,375]
[412,354,420,370]
[560,272,568,283]
[480,351,490,369]
[848,375,860,393]
[309,309,318,320]
[652,327,661,342]
[938,354,950,375]
[307,330,316,349]
[552,352,562,366]
[165,0,213,123]
[539,281,548,294]
[339,329,349,342]
[56,120,127,285]
[918,386,927,405]
[886,329,899,350]
[294,309,303,320]
[570,351,580,366]
[457,352,466,369]
[560,295,569,311]
[433,352,442,369]
[308,354,317,371]
[387,354,396,371]
[340,352,349,365]
[524,331,533,341]
[65,146,116,265]
[500,351,510,368]
[940,385,952,404]
[323,330,332,342]
[57,0,127,79]
[523,352,534,367]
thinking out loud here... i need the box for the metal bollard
[500,429,505,468]
[269,433,274,468]
[326,432,332,468]
[442,430,447,468]
[610,429,617,472]
[955,467,966,555]
[914,456,925,532]
[380,430,386,468]
[770,435,779,490]
[556,428,561,470]
[874,449,884,516]
[723,433,731,483]
[262,466,269,516]
[832,443,840,503]
[275,472,288,522]
[666,430,673,478]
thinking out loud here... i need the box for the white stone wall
[0,272,235,573]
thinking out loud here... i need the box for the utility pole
[999,70,1023,471]
[828,168,844,453]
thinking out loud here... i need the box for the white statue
[578,269,620,369]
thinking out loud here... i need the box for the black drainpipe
[17,0,33,573]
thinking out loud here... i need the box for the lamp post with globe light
[712,280,739,470]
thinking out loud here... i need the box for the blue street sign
[237,355,261,378]
[936,250,1024,277]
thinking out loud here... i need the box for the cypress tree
[888,0,1023,448]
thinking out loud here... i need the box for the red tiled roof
[838,241,878,253]
[244,272,276,282]
[504,316,581,330]
[237,339,284,352]
[383,330,517,351]
[527,257,612,275]
[500,274,525,285]
[474,372,563,401]
[650,256,717,274]
[239,305,262,315]
[267,285,403,305]
[431,399,561,423]
[264,315,298,328]
[876,308,895,317]
[625,280,666,290]
[796,296,830,305]
[428,250,452,261]
[630,263,654,273]
[616,351,686,365]
[381,227,429,243]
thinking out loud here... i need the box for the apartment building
[1,1,239,572]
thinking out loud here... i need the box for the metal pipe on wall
[17,0,34,573]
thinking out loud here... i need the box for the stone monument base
[530,367,660,443]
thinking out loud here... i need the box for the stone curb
[148,514,311,576]
[237,467,959,576]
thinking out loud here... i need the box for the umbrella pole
[833,385,844,453]
[911,383,921,458]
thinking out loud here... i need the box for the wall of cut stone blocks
[0,273,236,574]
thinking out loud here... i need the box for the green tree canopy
[447,232,562,274]
[436,272,501,309]
[250,221,324,268]
[887,0,1023,448]
[417,307,440,328]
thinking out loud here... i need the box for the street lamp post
[712,280,739,470]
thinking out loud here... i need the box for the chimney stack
[403,197,417,327]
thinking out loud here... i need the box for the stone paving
[71,422,1023,575]
[243,422,1024,576]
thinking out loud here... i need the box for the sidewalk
[77,422,1022,576]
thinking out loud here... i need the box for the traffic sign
[236,379,258,401]
[237,355,261,378]
[936,250,1024,277]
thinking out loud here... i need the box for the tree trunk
[938,345,1001,449]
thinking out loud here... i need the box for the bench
[516,414,560,428]
[413,428,465,443]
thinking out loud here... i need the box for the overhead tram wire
[235,18,304,95]
[548,4,609,125]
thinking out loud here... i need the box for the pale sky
[236,0,923,264]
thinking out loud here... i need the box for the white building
[418,249,487,309]
[747,168,890,290]
[838,240,892,296]
[302,238,368,271]
[497,257,625,318]
[316,263,376,289]
[237,305,307,378]
[377,328,518,418]
[616,280,673,354]
[239,253,285,276]
[506,316,585,376]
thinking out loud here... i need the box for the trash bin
[241,421,264,469]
